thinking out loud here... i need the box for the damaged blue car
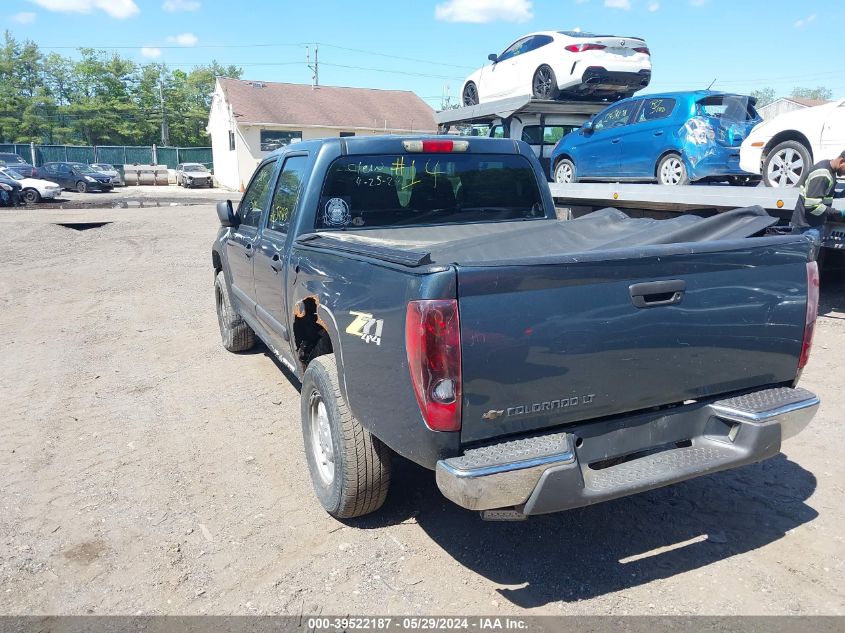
[550,90,762,185]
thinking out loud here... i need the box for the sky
[3,0,845,109]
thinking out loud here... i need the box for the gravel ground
[1,204,843,616]
[22,184,237,210]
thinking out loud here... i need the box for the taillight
[565,43,606,53]
[634,47,650,55]
[405,299,462,432]
[798,261,820,370]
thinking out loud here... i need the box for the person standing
[791,150,845,240]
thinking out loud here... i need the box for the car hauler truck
[436,96,845,252]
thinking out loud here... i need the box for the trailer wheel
[554,159,577,184]
[462,82,479,106]
[657,153,689,186]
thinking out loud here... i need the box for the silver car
[175,163,214,188]
[91,163,124,186]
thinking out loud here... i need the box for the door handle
[270,253,283,273]
[611,139,621,144]
[629,280,685,308]
[653,131,664,136]
[244,242,254,259]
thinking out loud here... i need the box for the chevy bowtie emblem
[482,409,505,421]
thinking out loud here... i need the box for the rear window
[696,95,759,122]
[317,153,544,230]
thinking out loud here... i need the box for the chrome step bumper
[436,386,819,514]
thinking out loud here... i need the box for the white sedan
[0,167,62,203]
[740,98,845,187]
[461,30,652,106]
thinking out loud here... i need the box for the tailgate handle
[629,280,685,308]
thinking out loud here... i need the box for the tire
[214,271,255,352]
[76,181,87,193]
[554,158,577,184]
[657,153,689,186]
[301,354,392,519]
[22,188,40,204]
[763,140,811,188]
[462,81,479,106]
[532,65,560,100]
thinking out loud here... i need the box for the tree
[791,86,832,101]
[750,87,775,108]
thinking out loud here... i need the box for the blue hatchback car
[550,90,762,185]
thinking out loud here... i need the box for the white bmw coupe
[461,30,652,106]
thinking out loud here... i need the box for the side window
[238,160,277,228]
[593,103,635,131]
[530,35,553,52]
[521,125,576,145]
[521,126,543,145]
[267,155,308,234]
[636,98,676,123]
[499,37,530,62]
[489,125,505,139]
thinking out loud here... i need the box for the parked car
[35,162,114,193]
[211,135,819,520]
[175,163,213,188]
[91,163,124,187]
[740,98,845,187]
[0,152,35,178]
[0,171,23,206]
[0,166,62,203]
[550,91,762,185]
[461,30,651,106]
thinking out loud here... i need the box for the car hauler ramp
[434,95,608,131]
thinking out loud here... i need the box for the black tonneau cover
[299,206,781,267]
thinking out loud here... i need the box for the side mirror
[582,120,594,135]
[216,199,239,227]
[488,53,498,63]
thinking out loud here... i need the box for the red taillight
[405,299,462,432]
[798,261,820,370]
[634,47,650,55]
[565,43,606,53]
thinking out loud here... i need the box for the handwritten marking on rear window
[649,100,667,113]
[424,160,446,188]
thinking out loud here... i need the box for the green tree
[791,86,833,101]
[750,87,775,108]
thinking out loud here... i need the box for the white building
[207,78,438,190]
[757,97,831,120]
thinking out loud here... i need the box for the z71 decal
[346,311,384,346]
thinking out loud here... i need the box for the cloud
[604,0,631,8]
[27,0,139,19]
[435,0,533,23]
[141,47,162,58]
[794,13,816,28]
[10,12,37,24]
[648,1,660,11]
[166,32,198,46]
[162,0,200,11]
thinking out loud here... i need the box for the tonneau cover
[305,206,780,266]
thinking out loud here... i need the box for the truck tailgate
[457,238,811,443]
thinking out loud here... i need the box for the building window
[228,131,235,151]
[340,132,355,138]
[260,130,302,152]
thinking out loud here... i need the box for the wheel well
[763,131,813,163]
[211,249,222,273]
[293,296,334,369]
[654,150,682,177]
[553,154,574,169]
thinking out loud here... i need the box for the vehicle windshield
[696,95,759,122]
[317,153,544,230]
[71,163,97,174]
[1,168,24,179]
[184,163,208,172]
[93,164,114,171]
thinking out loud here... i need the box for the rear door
[456,240,809,443]
[578,101,636,178]
[619,97,676,177]
[254,152,309,358]
[226,159,278,312]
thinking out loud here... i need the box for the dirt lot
[23,184,236,210]
[1,204,844,616]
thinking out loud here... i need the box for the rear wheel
[76,181,87,193]
[532,65,560,100]
[22,188,40,204]
[554,158,577,184]
[301,355,392,519]
[657,153,689,186]
[214,271,255,352]
[462,81,479,106]
[763,140,810,188]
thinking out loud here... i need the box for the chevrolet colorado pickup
[211,136,820,519]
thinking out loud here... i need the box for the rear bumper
[436,386,818,515]
[563,67,651,95]
[688,149,753,180]
[739,145,764,175]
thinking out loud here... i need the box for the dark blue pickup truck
[212,136,820,520]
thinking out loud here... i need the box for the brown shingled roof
[787,97,831,108]
[218,78,437,132]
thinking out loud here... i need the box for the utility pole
[159,79,170,146]
[307,44,319,88]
